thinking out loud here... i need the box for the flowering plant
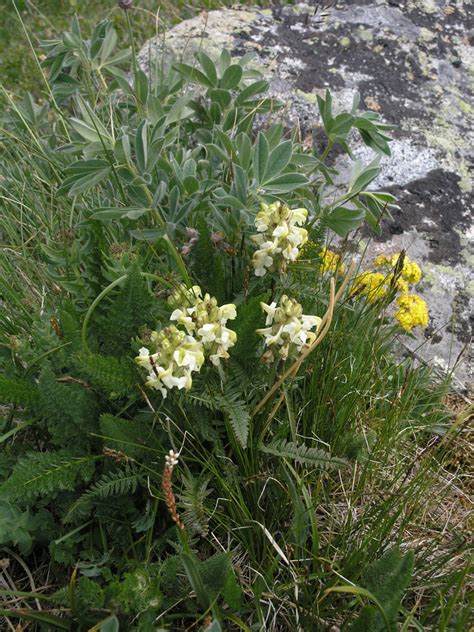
[351,251,429,331]
[1,15,459,632]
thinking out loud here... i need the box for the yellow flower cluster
[373,253,422,284]
[319,248,345,275]
[352,252,429,331]
[394,294,429,331]
[351,272,389,303]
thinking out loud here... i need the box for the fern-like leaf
[213,393,250,449]
[99,413,162,458]
[64,465,139,523]
[349,547,414,632]
[74,353,137,398]
[0,375,39,407]
[260,439,347,471]
[231,293,269,366]
[177,475,212,537]
[99,265,153,356]
[0,451,96,503]
[38,363,99,447]
[190,215,225,302]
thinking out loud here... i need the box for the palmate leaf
[263,140,292,183]
[326,206,366,237]
[0,451,96,503]
[259,440,348,471]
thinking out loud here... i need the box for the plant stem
[319,139,334,164]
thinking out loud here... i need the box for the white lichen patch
[334,139,440,189]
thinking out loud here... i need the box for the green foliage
[260,439,348,471]
[349,548,415,631]
[0,375,39,407]
[99,266,154,356]
[0,451,95,504]
[0,501,52,554]
[106,564,162,615]
[198,552,243,611]
[214,392,251,449]
[65,464,140,523]
[74,353,138,398]
[231,292,269,365]
[98,413,162,459]
[0,10,469,631]
[190,215,225,302]
[178,474,213,536]
[37,363,99,447]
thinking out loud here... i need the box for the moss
[296,89,318,104]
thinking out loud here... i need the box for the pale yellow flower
[257,295,321,361]
[252,202,308,276]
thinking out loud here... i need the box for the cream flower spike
[256,295,321,362]
[252,202,308,277]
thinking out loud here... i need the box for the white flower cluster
[165,449,179,469]
[252,202,309,277]
[136,285,237,397]
[169,285,237,366]
[256,295,321,362]
[136,326,204,398]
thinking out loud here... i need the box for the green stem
[163,235,192,286]
[319,139,334,164]
[81,272,176,353]
[140,186,192,286]
[81,274,127,353]
[145,497,159,563]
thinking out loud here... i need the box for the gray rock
[139,1,473,392]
